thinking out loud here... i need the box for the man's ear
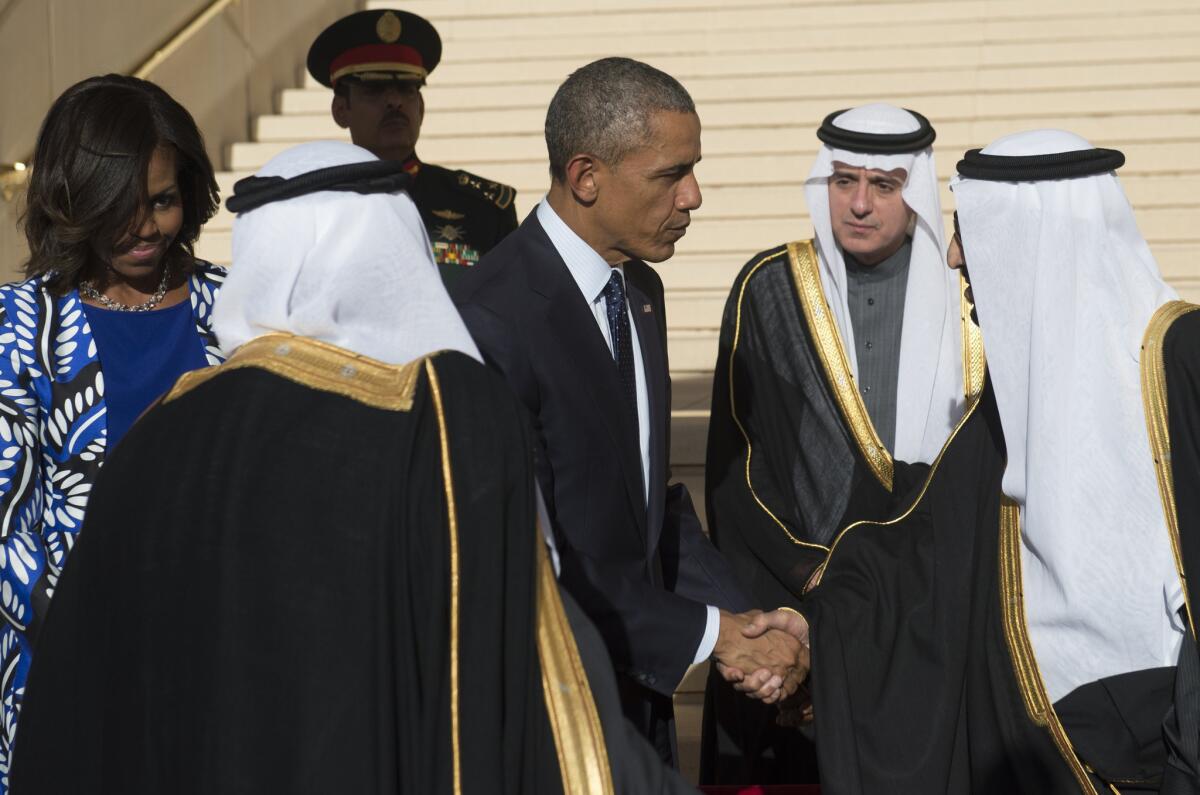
[563,154,600,204]
[331,94,351,129]
[906,207,918,236]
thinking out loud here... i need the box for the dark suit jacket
[453,211,753,715]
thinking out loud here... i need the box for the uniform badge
[376,11,402,43]
[432,209,466,221]
[433,224,466,242]
[433,241,480,268]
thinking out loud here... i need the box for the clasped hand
[711,608,810,705]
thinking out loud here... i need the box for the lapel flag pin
[642,304,652,313]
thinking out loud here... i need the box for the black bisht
[11,348,566,794]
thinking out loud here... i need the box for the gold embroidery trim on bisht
[1140,300,1200,639]
[805,391,982,593]
[164,332,423,411]
[426,359,464,795]
[787,240,893,490]
[535,527,615,795]
[998,500,1099,794]
[727,248,831,552]
[960,272,986,400]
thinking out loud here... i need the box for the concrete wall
[0,0,355,281]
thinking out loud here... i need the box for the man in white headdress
[11,141,700,795]
[702,103,980,783]
[743,130,1200,792]
[944,130,1200,792]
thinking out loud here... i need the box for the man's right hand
[711,609,808,704]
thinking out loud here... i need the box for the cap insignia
[376,11,402,43]
[433,209,466,221]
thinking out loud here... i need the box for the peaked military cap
[307,9,442,88]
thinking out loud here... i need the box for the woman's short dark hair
[21,74,219,293]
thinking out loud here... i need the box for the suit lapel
[522,217,649,538]
[626,270,668,552]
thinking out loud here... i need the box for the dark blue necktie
[603,270,638,432]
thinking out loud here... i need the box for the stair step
[230,137,1200,182]
[246,113,1200,176]
[206,172,1200,234]
[374,0,1190,20]
[363,1,1197,45]
[249,85,1200,149]
[396,19,1200,66]
[196,209,1200,268]
[285,56,1200,113]
[302,35,1200,90]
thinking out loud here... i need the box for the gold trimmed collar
[960,272,987,400]
[164,332,425,411]
[787,240,894,489]
[1141,300,1200,640]
[999,501,1100,793]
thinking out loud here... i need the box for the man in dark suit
[452,57,806,765]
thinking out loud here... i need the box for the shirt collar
[844,237,912,284]
[537,197,621,304]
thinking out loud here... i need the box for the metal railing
[1,0,241,202]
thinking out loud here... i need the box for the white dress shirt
[537,199,719,664]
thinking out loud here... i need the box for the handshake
[712,608,811,707]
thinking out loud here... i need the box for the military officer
[307,9,519,287]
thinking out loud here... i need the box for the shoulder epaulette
[452,169,516,211]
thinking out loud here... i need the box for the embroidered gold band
[536,530,615,794]
[787,240,893,490]
[805,391,981,593]
[999,500,1099,794]
[960,273,986,400]
[1140,300,1200,639]
[164,332,423,411]
[425,359,463,794]
[727,249,830,551]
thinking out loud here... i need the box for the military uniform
[307,9,519,288]
[403,158,518,288]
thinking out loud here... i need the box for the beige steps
[245,85,1200,152]
[194,0,1200,452]
[206,171,1200,236]
[248,113,1200,168]
[195,212,1200,271]
[659,272,1200,375]
[228,137,1200,187]
[379,18,1200,66]
[365,1,1197,43]
[378,0,1190,15]
[285,58,1200,114]
[302,35,1200,90]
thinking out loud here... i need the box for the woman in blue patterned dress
[0,74,225,784]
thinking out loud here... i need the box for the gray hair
[545,57,696,181]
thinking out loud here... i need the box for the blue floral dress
[0,262,225,788]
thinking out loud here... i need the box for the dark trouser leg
[1162,623,1200,794]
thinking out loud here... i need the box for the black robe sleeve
[11,351,566,795]
[705,249,902,611]
[1165,309,1200,625]
[801,386,1080,794]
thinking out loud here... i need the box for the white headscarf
[213,140,481,364]
[804,103,965,464]
[951,129,1182,702]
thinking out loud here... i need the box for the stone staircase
[198,0,1200,394]
[193,0,1200,779]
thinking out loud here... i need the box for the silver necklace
[80,267,171,312]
